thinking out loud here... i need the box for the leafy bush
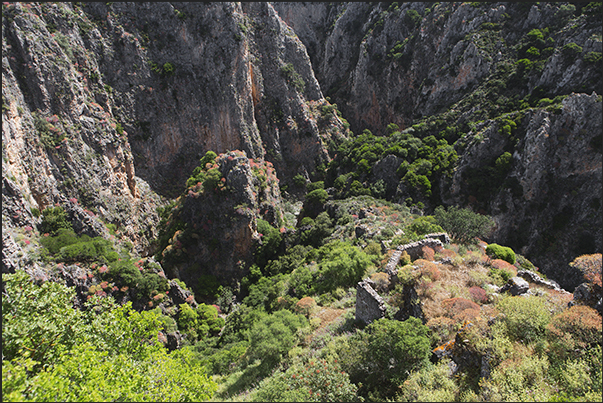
[486,243,516,264]
[39,206,72,235]
[306,181,324,192]
[480,354,553,401]
[562,42,583,58]
[255,219,283,267]
[496,295,551,343]
[313,240,372,294]
[434,205,495,244]
[343,317,432,399]
[397,359,460,402]
[248,310,308,366]
[253,358,360,402]
[408,215,444,235]
[2,272,217,401]
[40,228,119,264]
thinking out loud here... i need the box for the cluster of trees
[2,271,217,402]
[324,126,458,203]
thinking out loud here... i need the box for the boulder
[500,276,530,296]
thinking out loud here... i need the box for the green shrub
[496,295,552,343]
[306,181,324,192]
[162,62,175,76]
[562,42,583,58]
[39,206,72,235]
[434,205,495,244]
[292,173,307,188]
[253,358,360,402]
[480,353,553,401]
[248,309,308,366]
[255,219,283,267]
[486,243,516,264]
[584,51,602,64]
[341,317,431,399]
[398,359,460,402]
[1,271,217,402]
[280,63,306,92]
[408,215,444,235]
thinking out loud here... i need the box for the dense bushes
[253,358,360,402]
[177,303,225,342]
[338,317,432,399]
[434,205,495,243]
[40,228,119,264]
[2,271,217,402]
[247,310,308,367]
[39,206,72,235]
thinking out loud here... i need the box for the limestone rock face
[443,93,602,290]
[154,150,284,289]
[2,2,345,280]
[500,276,530,296]
[276,2,601,135]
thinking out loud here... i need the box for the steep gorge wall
[2,2,346,268]
[273,2,602,289]
[275,2,601,135]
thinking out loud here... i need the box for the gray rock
[500,276,530,296]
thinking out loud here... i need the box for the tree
[39,206,72,235]
[434,205,495,243]
[2,271,217,401]
[248,309,307,366]
[341,317,431,399]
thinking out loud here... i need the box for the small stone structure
[355,279,386,325]
[424,232,451,244]
[356,235,450,324]
[384,236,447,276]
[517,270,566,292]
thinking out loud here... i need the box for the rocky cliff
[2,2,346,277]
[3,2,601,292]
[274,1,602,289]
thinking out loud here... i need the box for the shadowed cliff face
[274,2,601,135]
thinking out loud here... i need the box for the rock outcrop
[2,2,346,286]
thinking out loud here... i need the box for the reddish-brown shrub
[442,297,481,322]
[490,259,518,276]
[453,308,481,323]
[439,248,457,259]
[422,246,435,261]
[415,259,441,281]
[469,286,488,304]
[570,253,602,288]
[295,296,317,317]
[548,305,602,349]
[417,279,436,299]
